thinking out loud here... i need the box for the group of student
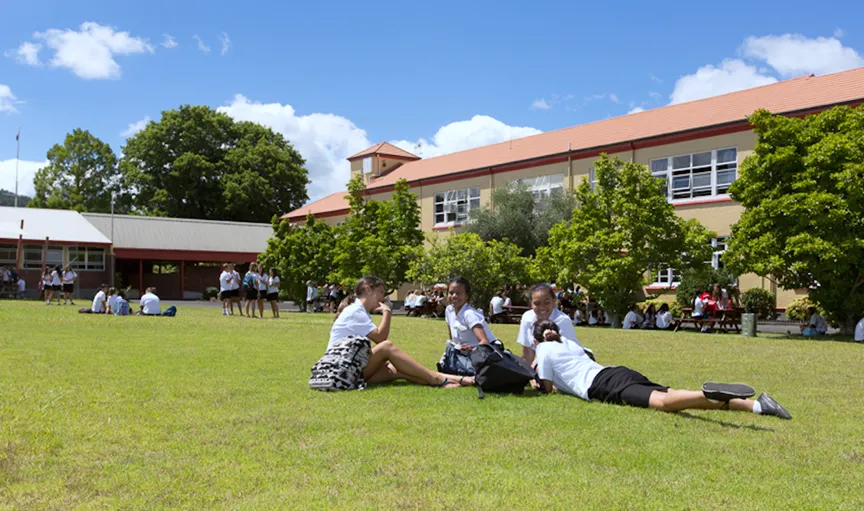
[0,266,26,299]
[82,285,163,315]
[620,303,675,330]
[218,263,281,318]
[38,264,79,305]
[304,283,347,314]
[404,289,445,317]
[324,275,793,420]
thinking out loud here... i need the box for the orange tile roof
[347,142,420,161]
[286,67,864,220]
[282,190,349,220]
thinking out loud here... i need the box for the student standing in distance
[518,283,592,364]
[50,265,63,305]
[532,320,791,419]
[800,306,828,336]
[243,263,260,318]
[219,264,233,316]
[489,291,507,324]
[16,276,26,299]
[306,281,318,313]
[231,265,244,316]
[41,269,52,304]
[266,268,281,319]
[655,303,674,330]
[91,284,108,313]
[139,287,162,315]
[61,264,78,305]
[622,304,643,330]
[256,266,268,319]
[328,276,472,388]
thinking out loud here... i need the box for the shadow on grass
[769,334,861,344]
[674,411,775,432]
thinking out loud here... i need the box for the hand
[530,379,540,390]
[459,344,474,352]
[375,302,391,314]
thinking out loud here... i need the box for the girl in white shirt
[61,264,78,305]
[266,268,280,318]
[42,270,53,305]
[256,267,268,319]
[328,276,473,388]
[518,283,592,364]
[49,265,62,305]
[656,303,673,330]
[219,264,234,316]
[439,278,498,380]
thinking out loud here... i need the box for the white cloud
[14,42,42,66]
[0,85,21,113]
[219,33,231,56]
[648,91,662,102]
[649,73,663,84]
[531,98,551,110]
[741,34,864,77]
[16,22,153,79]
[161,34,178,49]
[389,115,542,159]
[627,107,645,114]
[670,59,777,104]
[193,35,210,54]
[0,159,46,197]
[608,93,620,104]
[121,116,151,137]
[834,28,845,39]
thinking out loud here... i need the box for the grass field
[1,302,862,510]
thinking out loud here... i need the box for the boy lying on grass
[531,320,791,419]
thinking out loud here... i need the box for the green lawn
[1,302,862,510]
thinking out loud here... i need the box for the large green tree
[120,105,309,221]
[467,182,577,256]
[540,155,714,326]
[407,232,533,310]
[330,176,423,292]
[258,214,337,309]
[726,106,864,334]
[29,129,124,212]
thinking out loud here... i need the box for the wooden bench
[407,300,442,318]
[0,283,17,299]
[502,305,530,324]
[673,307,742,333]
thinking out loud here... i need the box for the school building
[282,67,864,307]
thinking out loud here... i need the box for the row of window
[434,148,737,227]
[651,237,729,286]
[0,245,106,272]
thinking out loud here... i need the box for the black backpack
[470,343,536,399]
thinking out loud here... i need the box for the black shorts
[220,290,232,300]
[245,287,258,300]
[266,292,278,301]
[231,289,240,299]
[52,284,62,291]
[587,366,668,408]
[63,284,74,293]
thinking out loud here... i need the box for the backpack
[470,343,536,399]
[162,305,177,317]
[437,343,476,376]
[243,273,257,289]
[309,336,371,392]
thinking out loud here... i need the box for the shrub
[785,296,825,322]
[741,288,775,319]
[202,286,219,301]
[639,299,681,318]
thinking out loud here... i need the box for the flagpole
[14,128,20,208]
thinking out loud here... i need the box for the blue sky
[2,0,863,203]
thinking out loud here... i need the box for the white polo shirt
[51,270,61,286]
[622,311,642,329]
[92,290,107,313]
[535,338,605,401]
[445,303,497,348]
[854,317,864,342]
[268,276,280,294]
[656,310,673,329]
[490,296,505,315]
[809,313,828,334]
[329,299,376,349]
[518,308,583,351]
[219,271,233,292]
[140,292,161,315]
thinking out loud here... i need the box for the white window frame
[649,236,730,287]
[69,246,106,272]
[434,187,480,227]
[649,147,737,202]
[513,173,565,205]
[588,167,598,191]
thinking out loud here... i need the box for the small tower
[347,142,421,185]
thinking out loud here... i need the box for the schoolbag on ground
[162,305,177,317]
[309,336,371,392]
[437,343,476,376]
[470,343,536,399]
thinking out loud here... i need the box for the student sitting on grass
[855,316,864,343]
[655,303,673,330]
[106,287,119,314]
[531,320,791,419]
[438,277,498,379]
[622,304,643,330]
[114,291,130,316]
[139,287,162,316]
[87,284,108,313]
[641,303,657,329]
[328,276,473,388]
[518,283,593,364]
[800,307,828,336]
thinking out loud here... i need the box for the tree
[29,129,124,212]
[330,177,424,292]
[467,183,576,256]
[540,155,714,326]
[258,214,337,309]
[120,105,309,221]
[407,232,533,310]
[726,106,864,334]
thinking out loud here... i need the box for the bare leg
[245,299,252,317]
[362,341,459,387]
[649,389,754,413]
[258,298,265,318]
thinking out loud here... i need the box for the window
[434,187,480,226]
[650,265,680,286]
[362,157,373,174]
[649,237,730,286]
[513,173,565,204]
[68,246,105,272]
[16,245,105,271]
[649,148,737,201]
[0,244,15,265]
[21,245,62,270]
[588,168,598,191]
[711,236,729,270]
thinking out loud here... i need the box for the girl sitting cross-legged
[437,277,499,378]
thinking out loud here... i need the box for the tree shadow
[673,411,775,432]
[770,334,859,344]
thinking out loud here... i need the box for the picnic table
[673,307,742,333]
[0,282,17,299]
[502,305,530,324]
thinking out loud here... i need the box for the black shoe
[702,382,756,401]
[757,392,791,420]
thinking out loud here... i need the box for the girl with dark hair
[518,283,592,364]
[41,269,53,304]
[438,277,499,377]
[244,262,260,318]
[266,268,280,318]
[49,265,62,305]
[61,264,77,305]
[328,276,472,388]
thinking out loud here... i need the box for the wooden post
[41,237,49,274]
[180,261,185,300]
[139,259,143,297]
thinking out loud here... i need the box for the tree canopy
[29,128,124,213]
[726,106,864,333]
[120,105,309,221]
[539,155,714,325]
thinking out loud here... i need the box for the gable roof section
[348,142,420,161]
[286,67,864,220]
[0,207,112,245]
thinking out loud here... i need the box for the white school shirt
[573,309,586,324]
[490,296,505,315]
[854,318,864,342]
[92,290,107,313]
[622,311,642,329]
[414,294,427,306]
[17,279,25,293]
[588,311,599,325]
[219,271,233,292]
[42,274,51,287]
[231,271,241,291]
[810,313,828,334]
[307,285,315,301]
[257,273,268,291]
[445,303,498,348]
[50,270,61,286]
[535,338,605,401]
[656,311,673,329]
[268,276,280,294]
[328,299,376,349]
[503,297,512,307]
[405,293,415,307]
[693,296,706,316]
[518,308,583,351]
[62,271,77,284]
[107,294,120,312]
[140,292,161,315]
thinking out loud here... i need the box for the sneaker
[757,393,792,420]
[702,382,756,401]
[45,300,50,305]
[70,301,75,305]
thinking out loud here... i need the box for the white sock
[752,401,762,414]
